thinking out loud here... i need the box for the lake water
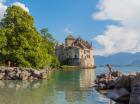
[0,66,139,104]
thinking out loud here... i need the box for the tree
[40,28,48,37]
[0,6,42,67]
[40,28,60,68]
[0,5,60,68]
[0,29,7,63]
[40,28,55,42]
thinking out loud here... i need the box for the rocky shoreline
[0,67,54,80]
[95,71,140,104]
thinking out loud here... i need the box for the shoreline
[95,71,140,104]
[61,65,96,69]
[0,67,56,81]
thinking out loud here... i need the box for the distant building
[55,34,95,68]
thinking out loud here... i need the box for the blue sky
[2,0,140,56]
[6,0,109,42]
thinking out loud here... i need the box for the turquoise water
[0,66,139,104]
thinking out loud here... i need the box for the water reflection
[64,69,94,104]
[80,69,94,90]
[0,80,42,90]
[0,80,49,104]
[0,69,113,104]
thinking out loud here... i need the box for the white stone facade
[55,35,95,68]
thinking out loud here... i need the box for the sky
[0,0,140,56]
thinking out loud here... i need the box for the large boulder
[106,80,115,89]
[7,72,15,80]
[107,88,130,103]
[129,75,140,104]
[32,70,41,79]
[114,75,131,91]
[19,70,30,80]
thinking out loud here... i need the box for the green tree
[40,28,55,42]
[0,5,60,68]
[40,28,48,37]
[40,28,60,68]
[0,29,7,63]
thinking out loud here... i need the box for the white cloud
[0,2,29,21]
[93,0,140,56]
[0,0,5,3]
[64,27,73,34]
[0,3,7,20]
[12,2,29,13]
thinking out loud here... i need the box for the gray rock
[114,75,131,91]
[0,67,50,80]
[129,76,140,104]
[112,71,123,77]
[107,88,130,103]
[20,70,30,80]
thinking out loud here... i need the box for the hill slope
[94,52,140,65]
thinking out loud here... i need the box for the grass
[61,65,96,69]
[61,65,80,70]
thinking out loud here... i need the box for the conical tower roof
[66,34,75,40]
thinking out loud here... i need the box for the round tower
[65,34,75,47]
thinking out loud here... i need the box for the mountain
[94,52,140,65]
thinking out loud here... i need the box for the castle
[55,34,95,68]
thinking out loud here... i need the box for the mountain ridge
[94,52,140,65]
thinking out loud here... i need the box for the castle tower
[65,34,75,47]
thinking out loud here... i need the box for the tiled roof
[72,37,92,49]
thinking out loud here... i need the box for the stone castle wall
[55,35,95,68]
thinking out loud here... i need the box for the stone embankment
[0,67,53,80]
[95,71,140,104]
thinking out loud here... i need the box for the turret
[65,34,75,47]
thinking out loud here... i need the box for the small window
[75,55,77,58]
[85,50,89,53]
[87,55,90,58]
[84,50,86,54]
